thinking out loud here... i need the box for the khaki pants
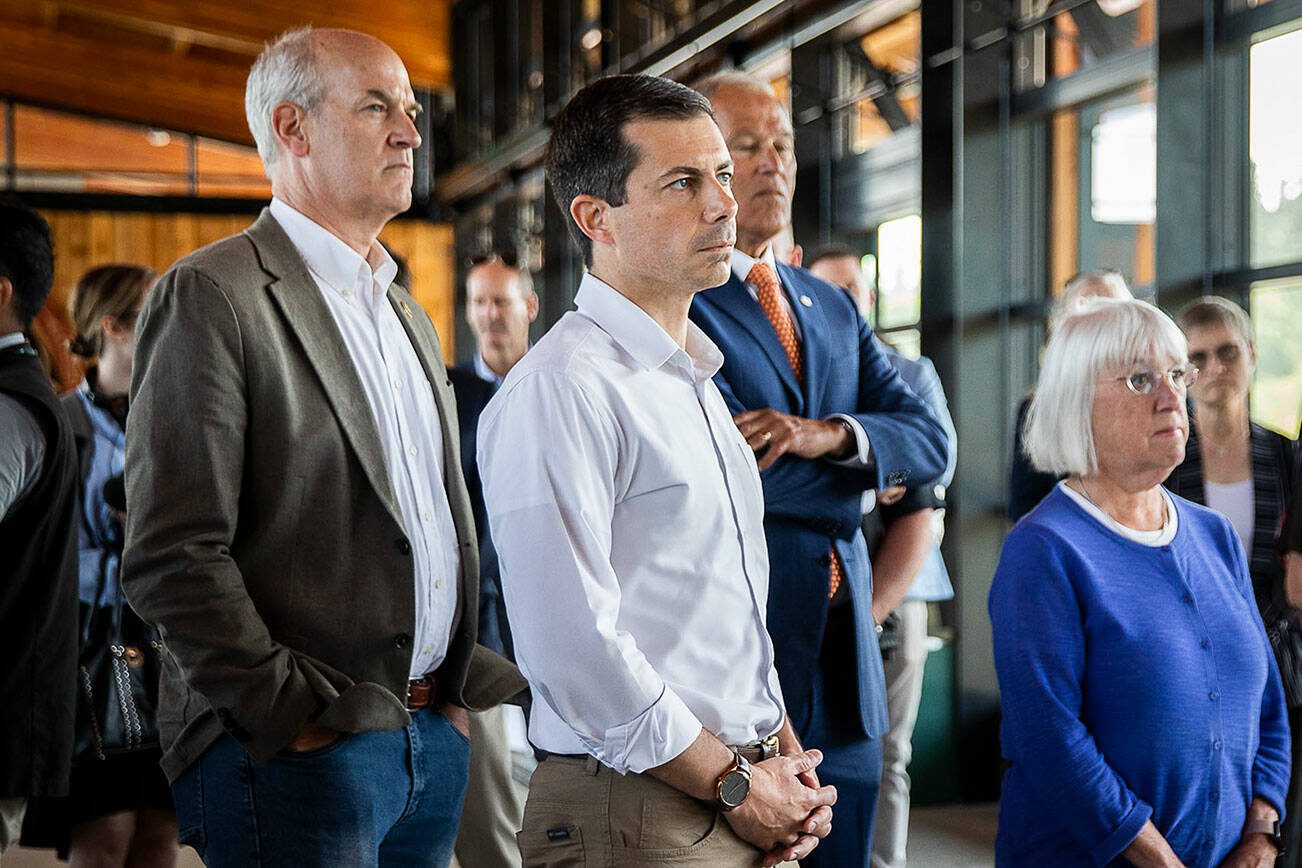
[518,755,789,867]
[454,705,526,868]
[0,797,25,852]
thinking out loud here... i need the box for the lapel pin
[799,294,813,307]
[399,300,414,320]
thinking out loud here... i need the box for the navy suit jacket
[689,263,947,739]
[448,364,512,660]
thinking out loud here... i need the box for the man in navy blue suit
[447,252,536,868]
[689,72,948,867]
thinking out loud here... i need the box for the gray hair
[1023,296,1187,478]
[693,71,773,100]
[1049,269,1132,331]
[1176,295,1254,348]
[245,27,328,170]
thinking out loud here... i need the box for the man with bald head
[123,27,522,866]
[689,73,947,867]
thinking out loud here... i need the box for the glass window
[1048,85,1156,295]
[847,11,921,155]
[877,214,922,329]
[1248,26,1302,268]
[1015,0,1155,92]
[1250,278,1302,437]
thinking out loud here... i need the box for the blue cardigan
[990,486,1290,867]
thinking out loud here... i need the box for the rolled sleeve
[480,371,703,773]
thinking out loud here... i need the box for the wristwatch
[715,750,752,812]
[1243,818,1285,855]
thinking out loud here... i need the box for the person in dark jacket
[0,199,78,853]
[1008,269,1131,521]
[1165,294,1302,863]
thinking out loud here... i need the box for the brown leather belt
[405,674,439,711]
[733,733,781,763]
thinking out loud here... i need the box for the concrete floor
[3,802,998,867]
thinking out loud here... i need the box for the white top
[1204,478,1256,551]
[270,198,459,679]
[1058,481,1178,547]
[478,273,786,774]
[728,248,872,467]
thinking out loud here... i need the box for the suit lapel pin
[399,300,415,320]
[799,294,813,307]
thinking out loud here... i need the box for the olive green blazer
[123,210,525,782]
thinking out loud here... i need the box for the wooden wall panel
[39,210,456,361]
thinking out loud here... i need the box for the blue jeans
[172,708,471,867]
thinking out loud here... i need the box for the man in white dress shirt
[479,74,837,867]
[123,28,522,866]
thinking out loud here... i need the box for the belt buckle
[760,734,780,760]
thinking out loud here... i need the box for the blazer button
[394,633,411,649]
[396,538,412,555]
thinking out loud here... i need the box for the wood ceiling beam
[11,0,451,88]
[0,17,254,143]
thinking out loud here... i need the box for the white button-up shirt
[478,273,785,774]
[270,198,459,679]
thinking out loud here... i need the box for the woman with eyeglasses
[990,297,1289,867]
[23,265,179,866]
[1164,295,1302,864]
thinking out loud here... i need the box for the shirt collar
[730,245,778,285]
[0,332,27,352]
[574,273,723,383]
[269,197,398,305]
[474,352,504,386]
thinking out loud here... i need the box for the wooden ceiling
[0,0,453,145]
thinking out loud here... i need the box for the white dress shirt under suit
[478,273,786,775]
[270,198,458,680]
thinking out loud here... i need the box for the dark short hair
[806,245,861,270]
[545,74,714,265]
[0,199,55,329]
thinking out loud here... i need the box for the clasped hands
[723,749,837,866]
[733,408,852,471]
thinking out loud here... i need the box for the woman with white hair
[1007,269,1132,520]
[990,297,1290,867]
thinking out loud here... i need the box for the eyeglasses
[1188,342,1242,370]
[1105,365,1199,395]
[468,250,520,269]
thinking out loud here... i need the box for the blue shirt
[990,487,1290,867]
[883,348,956,602]
[73,381,125,608]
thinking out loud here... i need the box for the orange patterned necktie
[747,261,843,599]
[748,262,802,381]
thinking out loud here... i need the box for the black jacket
[0,340,79,797]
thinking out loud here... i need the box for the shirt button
[396,538,411,555]
[1213,739,1223,751]
[1182,594,1194,604]
[422,511,432,522]
[1209,691,1220,701]
[393,377,403,391]
[435,580,442,589]
[408,445,418,456]
[393,633,411,649]
[1201,639,1212,650]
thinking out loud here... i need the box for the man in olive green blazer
[122,28,523,866]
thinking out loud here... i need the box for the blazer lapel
[778,264,829,413]
[246,212,404,530]
[706,274,802,408]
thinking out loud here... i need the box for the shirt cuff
[589,684,703,775]
[1089,800,1153,868]
[826,414,871,467]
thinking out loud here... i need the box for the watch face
[720,771,750,808]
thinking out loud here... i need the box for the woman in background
[62,265,176,868]
[1165,295,1301,864]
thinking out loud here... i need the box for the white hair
[244,27,328,171]
[1023,296,1187,477]
[1049,269,1132,331]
